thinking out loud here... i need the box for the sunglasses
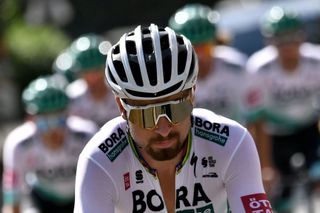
[120,96,193,129]
[35,116,67,132]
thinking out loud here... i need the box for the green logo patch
[106,137,128,161]
[195,127,228,146]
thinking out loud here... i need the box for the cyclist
[66,34,119,127]
[74,23,273,212]
[168,3,248,124]
[245,6,320,211]
[2,75,97,213]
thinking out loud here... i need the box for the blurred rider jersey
[195,45,248,124]
[74,108,272,213]
[2,116,97,205]
[246,43,320,135]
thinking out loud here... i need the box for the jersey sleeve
[223,130,273,212]
[2,134,25,205]
[74,155,117,213]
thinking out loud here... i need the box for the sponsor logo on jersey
[241,193,273,212]
[272,82,320,104]
[192,116,229,146]
[190,152,198,178]
[98,127,128,161]
[36,165,77,181]
[202,156,218,178]
[124,172,130,191]
[132,183,213,213]
[135,170,143,184]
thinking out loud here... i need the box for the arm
[2,205,20,213]
[2,135,24,213]
[74,156,117,213]
[247,120,277,194]
[224,130,273,212]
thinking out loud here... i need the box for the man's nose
[153,116,173,137]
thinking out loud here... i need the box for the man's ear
[115,97,127,120]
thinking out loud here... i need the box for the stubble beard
[146,132,187,161]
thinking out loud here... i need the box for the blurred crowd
[0,0,320,212]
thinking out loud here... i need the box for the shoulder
[67,116,98,140]
[246,45,277,74]
[3,121,36,153]
[191,108,252,174]
[66,79,88,99]
[300,43,320,63]
[191,108,247,146]
[214,45,247,70]
[78,116,129,168]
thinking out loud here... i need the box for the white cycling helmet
[105,23,198,100]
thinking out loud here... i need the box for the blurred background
[0,0,319,124]
[0,0,319,211]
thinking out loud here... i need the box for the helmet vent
[126,40,137,55]
[176,35,184,45]
[142,38,154,54]
[113,44,120,54]
[177,47,187,75]
[142,28,150,35]
[113,60,128,82]
[187,51,196,80]
[107,65,117,85]
[146,59,157,86]
[162,49,172,83]
[129,58,143,86]
[160,34,170,50]
[125,81,183,98]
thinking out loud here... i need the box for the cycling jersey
[245,43,320,135]
[74,108,272,212]
[195,46,248,124]
[67,79,119,127]
[2,116,97,206]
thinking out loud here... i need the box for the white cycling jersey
[195,46,248,124]
[2,116,97,206]
[245,43,320,135]
[67,79,119,127]
[74,108,272,213]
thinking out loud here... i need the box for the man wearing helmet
[74,23,272,212]
[245,6,320,212]
[65,34,119,127]
[2,75,97,213]
[168,3,248,124]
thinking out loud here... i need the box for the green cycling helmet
[70,34,111,74]
[168,3,218,44]
[261,6,302,37]
[22,76,69,115]
[53,48,77,83]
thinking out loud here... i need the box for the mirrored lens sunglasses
[120,97,193,129]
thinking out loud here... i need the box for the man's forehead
[125,89,191,106]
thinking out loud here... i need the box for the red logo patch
[123,172,130,190]
[246,88,262,107]
[241,193,273,212]
[3,170,18,189]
